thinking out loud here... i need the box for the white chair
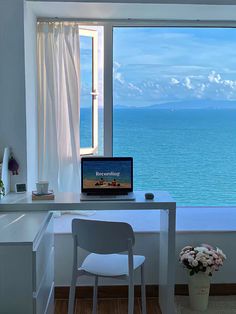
[68,219,146,314]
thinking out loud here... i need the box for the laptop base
[80,192,135,201]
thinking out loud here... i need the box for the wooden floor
[55,297,161,314]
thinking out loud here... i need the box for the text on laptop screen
[81,157,133,194]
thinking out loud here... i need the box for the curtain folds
[37,22,80,192]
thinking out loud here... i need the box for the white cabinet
[0,212,54,314]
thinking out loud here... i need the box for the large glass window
[113,27,236,206]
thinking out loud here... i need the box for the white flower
[195,246,211,255]
[217,248,227,260]
[202,261,208,267]
[192,260,198,267]
[199,256,207,263]
[195,246,205,252]
[196,252,204,260]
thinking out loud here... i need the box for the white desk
[0,191,176,314]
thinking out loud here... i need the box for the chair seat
[80,253,145,277]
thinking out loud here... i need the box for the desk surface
[0,191,175,211]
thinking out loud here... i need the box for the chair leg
[92,275,98,314]
[68,273,77,314]
[141,264,146,314]
[128,273,134,314]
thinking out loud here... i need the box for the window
[36,22,236,205]
[79,28,99,155]
[113,27,236,206]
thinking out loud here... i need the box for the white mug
[36,181,49,194]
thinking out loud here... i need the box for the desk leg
[159,207,176,314]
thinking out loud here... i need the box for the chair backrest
[72,219,135,254]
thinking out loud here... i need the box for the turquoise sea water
[81,108,236,206]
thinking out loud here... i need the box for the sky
[81,27,236,108]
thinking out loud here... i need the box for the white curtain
[37,22,80,192]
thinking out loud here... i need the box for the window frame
[79,28,99,156]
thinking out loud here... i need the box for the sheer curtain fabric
[37,22,80,192]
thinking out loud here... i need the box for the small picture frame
[15,183,27,193]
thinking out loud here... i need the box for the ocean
[81,108,236,206]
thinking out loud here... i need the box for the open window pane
[79,27,103,156]
[113,27,236,206]
[80,35,93,148]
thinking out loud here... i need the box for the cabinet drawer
[33,216,54,291]
[34,248,54,314]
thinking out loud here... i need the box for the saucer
[32,190,54,196]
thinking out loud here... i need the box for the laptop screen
[81,157,133,195]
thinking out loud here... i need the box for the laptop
[80,157,135,201]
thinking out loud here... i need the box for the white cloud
[223,80,236,89]
[113,61,121,70]
[114,65,236,106]
[114,72,125,84]
[128,82,143,94]
[200,83,206,92]
[207,71,236,93]
[143,80,156,88]
[171,78,180,85]
[113,61,143,99]
[113,61,125,84]
[183,77,193,90]
[208,71,221,84]
[194,83,206,99]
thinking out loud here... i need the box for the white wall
[0,0,27,189]
[54,231,235,286]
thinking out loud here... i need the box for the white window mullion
[103,23,113,157]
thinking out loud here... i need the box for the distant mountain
[115,100,236,110]
[148,99,236,110]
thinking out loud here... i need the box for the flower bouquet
[179,244,226,311]
[179,243,226,276]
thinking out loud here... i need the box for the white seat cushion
[80,253,145,277]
